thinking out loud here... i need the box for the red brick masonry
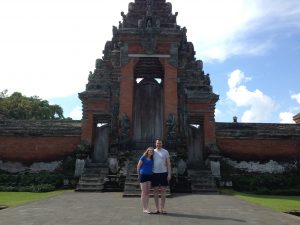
[0,121,299,163]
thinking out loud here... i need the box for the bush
[0,171,63,192]
[231,173,300,195]
[0,184,56,192]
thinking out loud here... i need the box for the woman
[137,147,154,214]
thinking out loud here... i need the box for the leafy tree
[0,91,66,120]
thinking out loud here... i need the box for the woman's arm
[137,160,143,177]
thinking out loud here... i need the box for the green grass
[0,190,72,207]
[222,189,300,212]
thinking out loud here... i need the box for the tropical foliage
[0,90,64,120]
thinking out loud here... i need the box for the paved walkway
[0,192,299,225]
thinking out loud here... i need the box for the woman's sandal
[153,210,160,214]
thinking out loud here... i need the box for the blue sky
[0,0,300,123]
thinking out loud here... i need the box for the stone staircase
[188,169,218,193]
[76,162,109,192]
[122,152,171,197]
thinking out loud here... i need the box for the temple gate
[77,0,220,193]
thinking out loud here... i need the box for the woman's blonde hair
[143,147,154,159]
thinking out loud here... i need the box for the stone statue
[146,18,152,28]
[138,19,143,28]
[128,2,134,12]
[204,73,211,85]
[166,113,177,141]
[166,2,172,14]
[146,0,152,5]
[121,11,126,20]
[120,113,130,141]
[95,58,103,69]
[196,60,203,71]
[156,18,160,28]
[112,26,117,35]
[146,4,152,17]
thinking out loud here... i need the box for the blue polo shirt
[139,156,153,175]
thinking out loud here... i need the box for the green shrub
[0,171,63,192]
[231,173,300,195]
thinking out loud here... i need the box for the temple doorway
[133,57,164,149]
[92,123,110,163]
[187,124,205,168]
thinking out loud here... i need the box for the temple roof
[120,0,179,29]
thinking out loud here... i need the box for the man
[152,139,171,214]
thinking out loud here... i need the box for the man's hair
[155,138,162,142]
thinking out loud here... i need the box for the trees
[0,90,65,120]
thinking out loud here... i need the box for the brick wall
[216,122,300,160]
[0,120,81,163]
[0,136,81,163]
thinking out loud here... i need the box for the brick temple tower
[77,0,220,192]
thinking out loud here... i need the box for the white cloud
[173,0,300,61]
[291,93,300,104]
[227,69,277,122]
[277,93,300,123]
[0,0,300,101]
[279,112,295,123]
[69,106,82,120]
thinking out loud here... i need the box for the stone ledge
[216,122,300,138]
[0,120,82,136]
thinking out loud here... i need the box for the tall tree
[0,91,65,120]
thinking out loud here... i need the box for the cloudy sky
[1,0,300,123]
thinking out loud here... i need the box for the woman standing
[137,147,154,214]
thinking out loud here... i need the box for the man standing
[152,139,171,214]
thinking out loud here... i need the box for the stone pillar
[203,111,217,146]
[80,97,110,142]
[162,59,178,139]
[119,59,136,126]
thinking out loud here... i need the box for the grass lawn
[0,190,72,207]
[223,189,300,212]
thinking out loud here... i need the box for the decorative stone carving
[141,35,156,54]
[166,2,172,14]
[120,113,130,142]
[169,43,179,67]
[108,157,118,174]
[95,58,104,69]
[156,18,160,28]
[177,158,187,175]
[128,2,134,12]
[120,43,129,66]
[166,113,177,142]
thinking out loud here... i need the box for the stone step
[188,170,213,176]
[76,163,109,192]
[76,184,104,192]
[80,177,103,181]
[191,178,216,183]
[86,162,108,168]
[78,180,104,185]
[84,168,109,173]
[188,169,218,194]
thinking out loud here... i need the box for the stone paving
[0,191,299,225]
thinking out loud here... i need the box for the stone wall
[0,120,82,164]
